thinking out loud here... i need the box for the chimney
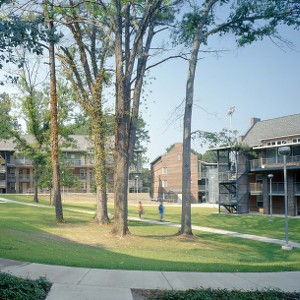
[250,117,261,126]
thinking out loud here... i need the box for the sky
[1,21,299,169]
[140,26,300,166]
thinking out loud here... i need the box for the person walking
[137,201,144,219]
[158,201,164,222]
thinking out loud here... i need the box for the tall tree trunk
[112,129,130,236]
[180,32,201,235]
[111,0,161,236]
[33,168,39,203]
[92,121,110,224]
[45,0,63,222]
[111,0,130,236]
[112,77,130,236]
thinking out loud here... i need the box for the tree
[57,1,113,224]
[110,0,176,236]
[176,0,300,235]
[201,151,217,163]
[0,90,49,201]
[0,1,46,83]
[17,61,50,203]
[43,0,63,222]
[0,92,20,139]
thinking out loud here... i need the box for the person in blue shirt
[158,201,164,222]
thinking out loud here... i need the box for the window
[10,183,16,191]
[256,195,263,208]
[162,180,168,188]
[80,182,87,190]
[177,153,181,161]
[80,169,86,179]
[256,174,263,182]
[292,138,300,144]
[162,167,168,175]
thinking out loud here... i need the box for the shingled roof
[241,114,300,148]
[0,135,115,153]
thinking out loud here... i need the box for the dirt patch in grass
[131,289,163,300]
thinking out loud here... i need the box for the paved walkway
[1,258,300,300]
[1,198,300,299]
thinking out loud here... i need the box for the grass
[3,194,300,243]
[0,195,300,272]
[0,272,51,300]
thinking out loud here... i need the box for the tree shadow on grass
[1,203,300,272]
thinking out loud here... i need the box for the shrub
[140,288,300,300]
[0,272,51,300]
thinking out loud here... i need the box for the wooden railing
[250,155,300,170]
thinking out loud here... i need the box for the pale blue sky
[142,26,300,165]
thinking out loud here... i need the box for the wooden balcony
[250,155,300,171]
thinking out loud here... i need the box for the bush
[134,288,300,300]
[0,272,51,300]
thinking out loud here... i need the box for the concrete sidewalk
[1,258,300,300]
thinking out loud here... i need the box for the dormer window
[292,138,300,144]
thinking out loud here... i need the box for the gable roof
[0,135,94,152]
[241,114,300,148]
[0,135,37,151]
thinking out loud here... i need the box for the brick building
[151,143,198,202]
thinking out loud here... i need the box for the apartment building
[151,114,300,216]
[0,135,142,194]
[150,143,217,203]
[214,114,300,216]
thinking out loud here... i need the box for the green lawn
[0,195,299,272]
[3,194,299,243]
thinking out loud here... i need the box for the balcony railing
[249,182,262,193]
[8,158,33,166]
[218,171,236,182]
[129,165,143,174]
[294,182,300,194]
[19,175,30,181]
[7,175,16,182]
[250,155,300,170]
[198,171,207,180]
[249,182,291,194]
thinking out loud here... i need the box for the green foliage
[152,288,300,300]
[0,92,21,139]
[0,272,51,300]
[227,0,300,47]
[0,2,49,84]
[165,144,175,153]
[18,68,50,146]
[173,6,212,46]
[201,150,217,163]
[194,128,238,148]
[174,0,300,48]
